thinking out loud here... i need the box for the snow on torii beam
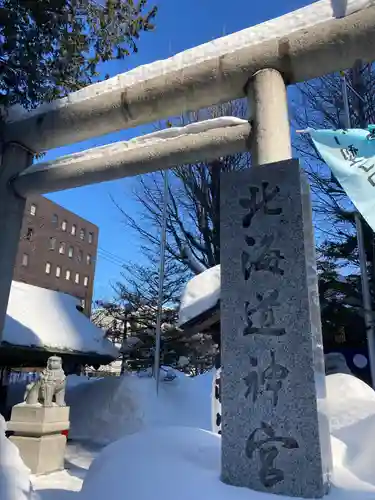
[12,119,251,197]
[5,0,375,153]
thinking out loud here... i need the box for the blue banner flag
[308,127,375,232]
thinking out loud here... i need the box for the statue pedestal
[7,403,70,475]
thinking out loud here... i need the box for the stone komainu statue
[24,356,66,407]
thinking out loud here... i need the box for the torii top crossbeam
[4,0,375,153]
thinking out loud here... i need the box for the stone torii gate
[1,2,375,498]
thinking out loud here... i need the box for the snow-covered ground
[31,372,375,500]
[4,371,375,500]
[31,370,213,497]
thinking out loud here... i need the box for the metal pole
[341,74,351,129]
[341,74,375,387]
[154,170,169,395]
[355,213,375,386]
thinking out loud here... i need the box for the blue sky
[41,0,315,301]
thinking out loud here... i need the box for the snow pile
[81,427,221,500]
[8,0,372,124]
[67,370,213,445]
[326,373,375,481]
[4,281,118,358]
[78,373,375,500]
[178,265,220,326]
[0,415,38,500]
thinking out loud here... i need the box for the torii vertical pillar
[0,142,32,340]
[220,69,333,498]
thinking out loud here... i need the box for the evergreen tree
[0,0,157,109]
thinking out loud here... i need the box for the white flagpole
[341,73,375,388]
[154,170,169,395]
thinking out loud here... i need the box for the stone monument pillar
[220,159,332,498]
[7,356,70,475]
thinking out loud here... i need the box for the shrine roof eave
[178,301,220,336]
[0,342,116,371]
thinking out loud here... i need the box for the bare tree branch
[113,99,250,276]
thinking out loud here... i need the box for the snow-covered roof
[178,266,220,327]
[3,281,118,359]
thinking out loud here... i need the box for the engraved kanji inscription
[243,357,259,402]
[241,234,285,281]
[243,351,289,406]
[261,351,289,407]
[246,422,299,488]
[239,182,282,229]
[243,290,286,337]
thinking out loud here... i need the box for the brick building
[13,195,98,315]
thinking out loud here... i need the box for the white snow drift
[77,373,375,500]
[28,371,375,500]
[67,371,212,445]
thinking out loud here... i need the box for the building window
[26,228,33,241]
[45,262,51,274]
[59,242,66,255]
[77,250,83,263]
[75,273,80,284]
[71,224,76,236]
[81,299,86,309]
[61,220,67,232]
[52,214,58,225]
[84,276,89,287]
[22,253,29,267]
[88,232,94,244]
[49,237,56,250]
[68,246,74,258]
[79,229,85,241]
[65,270,71,281]
[30,204,37,216]
[56,266,61,278]
[86,254,91,265]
